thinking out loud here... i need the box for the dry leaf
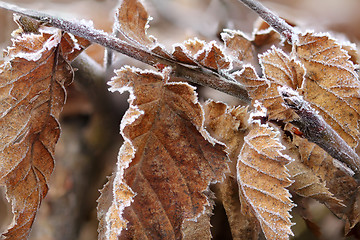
[283,133,343,208]
[97,141,136,240]
[204,101,260,239]
[237,117,294,240]
[115,0,172,60]
[0,26,89,239]
[172,38,206,66]
[288,134,360,233]
[181,194,213,240]
[221,30,255,67]
[294,32,360,148]
[234,47,304,121]
[98,67,229,239]
[116,0,154,46]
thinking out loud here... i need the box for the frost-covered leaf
[283,132,343,208]
[294,32,360,148]
[287,133,360,232]
[287,160,343,207]
[181,196,213,240]
[221,30,255,67]
[116,0,154,46]
[204,101,260,239]
[238,118,294,240]
[97,141,135,240]
[0,26,89,240]
[234,47,304,121]
[115,0,172,59]
[172,38,206,66]
[100,67,229,239]
[173,39,231,72]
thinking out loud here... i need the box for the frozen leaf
[173,39,231,72]
[0,26,89,240]
[97,141,136,240]
[196,41,231,71]
[181,195,213,240]
[294,32,360,148]
[234,47,304,121]
[103,67,229,239]
[286,131,360,232]
[172,38,206,66]
[116,0,154,46]
[204,101,260,239]
[284,136,343,208]
[221,30,255,66]
[115,0,171,59]
[203,100,248,164]
[287,160,343,207]
[238,119,294,240]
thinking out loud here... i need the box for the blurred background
[1,0,360,239]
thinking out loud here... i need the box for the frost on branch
[0,24,89,239]
[237,108,294,240]
[99,67,229,239]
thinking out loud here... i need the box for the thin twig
[0,1,250,103]
[237,0,295,42]
[279,86,360,177]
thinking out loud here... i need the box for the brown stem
[0,1,250,103]
[237,0,295,42]
[279,86,360,177]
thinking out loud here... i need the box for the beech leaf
[204,101,260,239]
[294,32,360,148]
[0,26,89,239]
[237,114,294,240]
[287,132,360,232]
[116,0,154,46]
[99,67,229,239]
[234,47,304,121]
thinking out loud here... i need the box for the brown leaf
[101,67,229,239]
[203,100,248,166]
[172,38,206,66]
[283,133,343,208]
[204,101,260,239]
[181,194,213,240]
[0,26,89,239]
[115,0,172,60]
[294,32,360,148]
[173,39,231,71]
[286,130,360,233]
[237,118,294,240]
[196,42,231,71]
[97,141,136,240]
[221,30,255,66]
[234,47,304,121]
[116,0,155,46]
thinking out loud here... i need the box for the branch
[279,86,360,177]
[237,0,295,42]
[0,1,250,103]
